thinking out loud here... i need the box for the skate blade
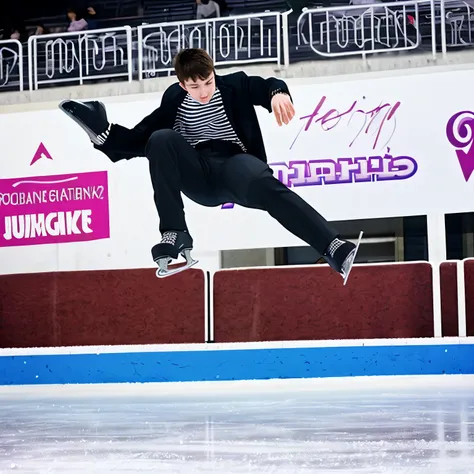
[343,230,363,286]
[155,256,199,278]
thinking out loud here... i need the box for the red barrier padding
[0,273,57,348]
[463,259,474,336]
[0,268,206,348]
[440,261,458,337]
[213,263,434,342]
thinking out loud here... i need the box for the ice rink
[0,375,473,474]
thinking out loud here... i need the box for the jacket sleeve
[94,87,176,162]
[241,71,292,113]
[94,107,165,162]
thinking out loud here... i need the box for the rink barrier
[1,257,474,385]
[464,259,474,337]
[212,262,434,342]
[0,338,473,385]
[0,268,207,348]
[1,260,473,349]
[440,261,459,337]
[438,258,474,338]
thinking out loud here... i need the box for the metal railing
[137,11,283,79]
[296,0,437,58]
[0,40,24,91]
[0,1,472,93]
[440,0,474,53]
[27,26,133,91]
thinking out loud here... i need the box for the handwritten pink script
[291,96,401,150]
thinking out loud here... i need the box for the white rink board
[1,68,474,274]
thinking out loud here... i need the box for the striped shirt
[173,88,246,152]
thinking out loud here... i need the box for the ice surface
[1,375,473,474]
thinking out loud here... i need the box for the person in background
[34,24,50,35]
[214,0,230,16]
[196,0,221,19]
[9,29,21,40]
[67,8,88,32]
[85,5,100,30]
[9,25,27,42]
[1,14,27,43]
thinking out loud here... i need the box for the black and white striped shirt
[173,88,246,151]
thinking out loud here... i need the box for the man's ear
[179,82,187,91]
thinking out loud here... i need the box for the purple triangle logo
[446,111,474,182]
[30,142,53,166]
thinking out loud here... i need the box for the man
[59,48,362,283]
[195,0,221,19]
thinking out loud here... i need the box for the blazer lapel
[216,75,238,132]
[163,88,186,128]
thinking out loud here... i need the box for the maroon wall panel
[0,274,57,348]
[440,262,458,337]
[213,263,434,343]
[463,259,474,336]
[0,268,206,348]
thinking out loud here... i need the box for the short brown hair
[173,48,215,83]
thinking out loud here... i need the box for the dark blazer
[95,71,291,164]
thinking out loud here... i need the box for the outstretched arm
[242,72,296,126]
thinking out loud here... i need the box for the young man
[59,48,362,282]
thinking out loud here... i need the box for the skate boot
[323,231,363,285]
[151,230,198,278]
[58,99,110,146]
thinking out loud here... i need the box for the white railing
[0,40,24,91]
[296,0,437,58]
[1,1,472,93]
[137,11,282,78]
[440,0,474,53]
[27,26,133,91]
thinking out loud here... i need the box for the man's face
[180,72,216,104]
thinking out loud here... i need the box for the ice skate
[323,231,363,285]
[58,99,110,146]
[151,230,198,278]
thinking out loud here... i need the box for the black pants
[145,129,338,255]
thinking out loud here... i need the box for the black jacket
[95,71,291,164]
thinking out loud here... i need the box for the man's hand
[271,93,295,126]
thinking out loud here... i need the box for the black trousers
[145,129,338,255]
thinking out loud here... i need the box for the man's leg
[145,129,220,233]
[218,154,353,267]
